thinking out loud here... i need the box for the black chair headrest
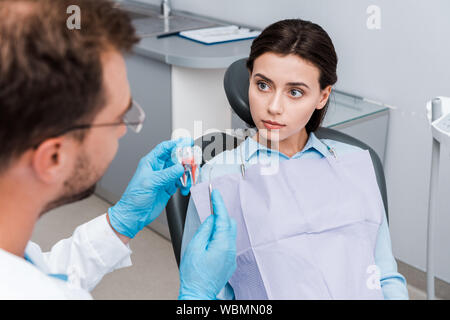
[223,58,254,126]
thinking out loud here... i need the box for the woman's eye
[290,89,303,98]
[257,82,269,91]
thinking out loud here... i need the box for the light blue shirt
[181,132,409,300]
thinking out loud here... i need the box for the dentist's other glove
[178,190,237,300]
[108,138,193,238]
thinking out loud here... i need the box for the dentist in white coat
[0,0,236,299]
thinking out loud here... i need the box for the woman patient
[181,19,408,300]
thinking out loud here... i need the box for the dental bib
[190,149,384,299]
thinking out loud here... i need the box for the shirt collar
[243,131,331,161]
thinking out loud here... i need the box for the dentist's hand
[178,190,237,300]
[108,138,193,239]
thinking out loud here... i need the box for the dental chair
[166,58,388,267]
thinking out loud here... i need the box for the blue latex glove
[178,190,237,300]
[108,138,193,238]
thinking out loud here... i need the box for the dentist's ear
[31,137,75,184]
[317,86,333,110]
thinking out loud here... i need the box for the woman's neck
[254,128,309,158]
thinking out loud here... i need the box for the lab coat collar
[244,131,330,161]
[24,242,51,274]
[0,247,77,299]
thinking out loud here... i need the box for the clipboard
[178,25,260,45]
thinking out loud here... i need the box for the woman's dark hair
[246,19,338,133]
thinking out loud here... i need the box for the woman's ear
[317,86,332,110]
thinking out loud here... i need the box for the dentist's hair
[246,19,338,132]
[0,0,139,171]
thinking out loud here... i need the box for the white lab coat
[0,214,132,299]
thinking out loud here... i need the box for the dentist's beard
[40,152,102,216]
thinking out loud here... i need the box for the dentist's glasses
[121,99,146,133]
[63,99,146,134]
[33,99,146,148]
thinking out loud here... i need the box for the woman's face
[248,52,332,143]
